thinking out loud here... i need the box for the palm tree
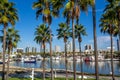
[104,0,120,52]
[6,27,20,80]
[64,0,94,79]
[92,0,99,80]
[32,1,53,79]
[34,24,50,80]
[0,1,18,80]
[117,6,120,52]
[75,24,87,80]
[57,23,71,80]
[33,1,65,79]
[100,9,118,80]
[0,28,20,80]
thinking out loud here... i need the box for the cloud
[97,36,110,49]
[88,36,116,50]
[97,36,110,42]
[53,35,58,39]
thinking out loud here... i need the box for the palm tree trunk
[72,18,76,80]
[110,34,115,80]
[49,25,54,80]
[118,20,120,52]
[117,10,120,52]
[43,43,46,80]
[92,1,99,80]
[79,42,83,80]
[117,39,119,52]
[40,44,42,52]
[65,41,68,80]
[2,25,7,80]
[6,48,11,80]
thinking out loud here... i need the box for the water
[10,59,120,75]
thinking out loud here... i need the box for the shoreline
[0,65,120,77]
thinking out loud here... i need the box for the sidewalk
[54,73,120,80]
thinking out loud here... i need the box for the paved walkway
[0,65,120,80]
[54,73,120,80]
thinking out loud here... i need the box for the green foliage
[16,53,22,58]
[34,24,50,45]
[57,22,71,43]
[22,52,50,58]
[0,0,18,26]
[32,0,64,24]
[75,24,87,42]
[40,52,50,58]
[113,51,120,57]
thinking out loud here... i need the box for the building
[25,47,30,53]
[32,47,37,53]
[55,45,61,52]
[67,41,72,52]
[17,48,23,53]
[85,44,92,50]
[25,47,37,53]
[84,44,93,54]
[107,46,115,52]
[75,48,79,52]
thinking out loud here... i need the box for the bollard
[30,68,34,80]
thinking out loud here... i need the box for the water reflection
[10,59,120,75]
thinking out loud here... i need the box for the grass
[0,77,109,80]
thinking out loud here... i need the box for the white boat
[52,56,60,60]
[23,57,36,63]
[24,58,36,63]
[84,55,104,62]
[0,59,8,64]
[67,57,83,62]
[104,58,120,61]
[76,57,83,62]
[36,55,43,60]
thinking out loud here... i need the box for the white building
[55,45,61,52]
[84,44,93,54]
[17,48,24,53]
[85,44,92,50]
[67,41,72,52]
[107,46,115,52]
[75,48,79,52]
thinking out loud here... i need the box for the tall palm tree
[33,1,65,79]
[6,27,20,80]
[32,1,53,79]
[104,0,120,52]
[92,0,99,80]
[0,28,20,80]
[75,24,87,80]
[100,9,118,80]
[34,24,50,80]
[64,0,94,79]
[57,23,71,80]
[117,6,120,52]
[0,1,18,80]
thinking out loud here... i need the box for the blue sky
[6,0,117,52]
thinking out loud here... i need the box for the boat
[84,55,104,62]
[84,57,91,62]
[52,56,60,60]
[104,58,120,61]
[67,57,83,62]
[24,58,36,63]
[0,61,3,64]
[36,55,43,60]
[0,59,8,64]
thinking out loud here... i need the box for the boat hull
[24,60,36,63]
